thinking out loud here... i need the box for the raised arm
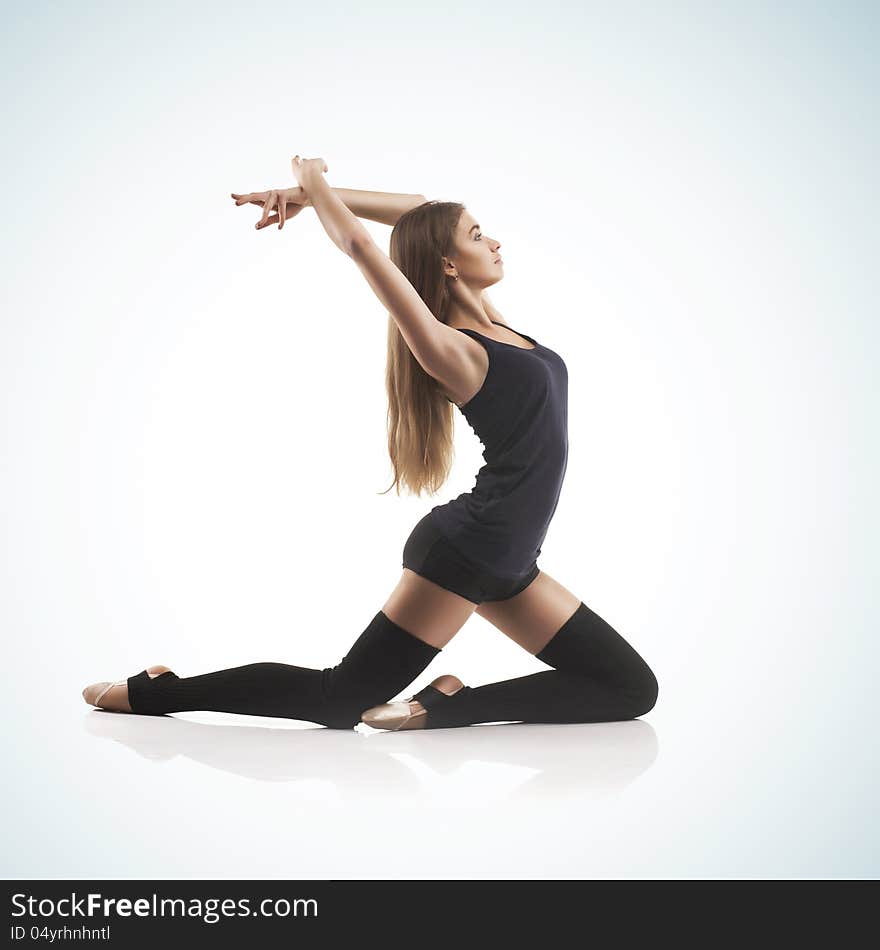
[329,188,427,226]
[289,185,428,226]
[245,185,427,229]
[296,162,380,256]
[296,160,466,388]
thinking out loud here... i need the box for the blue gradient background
[2,1,877,878]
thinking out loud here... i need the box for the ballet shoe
[361,674,467,731]
[82,665,175,712]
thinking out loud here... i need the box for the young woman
[82,156,659,731]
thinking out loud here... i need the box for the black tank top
[430,320,569,578]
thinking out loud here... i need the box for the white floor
[5,667,876,879]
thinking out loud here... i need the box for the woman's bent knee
[631,666,659,717]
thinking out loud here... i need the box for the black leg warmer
[126,610,441,729]
[418,601,659,728]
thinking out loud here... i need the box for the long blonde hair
[380,200,466,497]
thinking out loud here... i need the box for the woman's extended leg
[84,570,479,730]
[403,571,659,728]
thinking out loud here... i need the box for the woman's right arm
[300,170,376,256]
[298,161,467,389]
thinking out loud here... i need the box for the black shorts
[402,512,540,605]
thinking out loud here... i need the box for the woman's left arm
[330,188,427,226]
[237,186,426,229]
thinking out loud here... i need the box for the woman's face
[446,210,503,287]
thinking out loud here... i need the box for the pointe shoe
[82,665,175,712]
[361,674,467,731]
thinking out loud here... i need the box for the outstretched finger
[278,193,286,230]
[257,192,277,229]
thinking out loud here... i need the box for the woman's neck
[445,290,498,329]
